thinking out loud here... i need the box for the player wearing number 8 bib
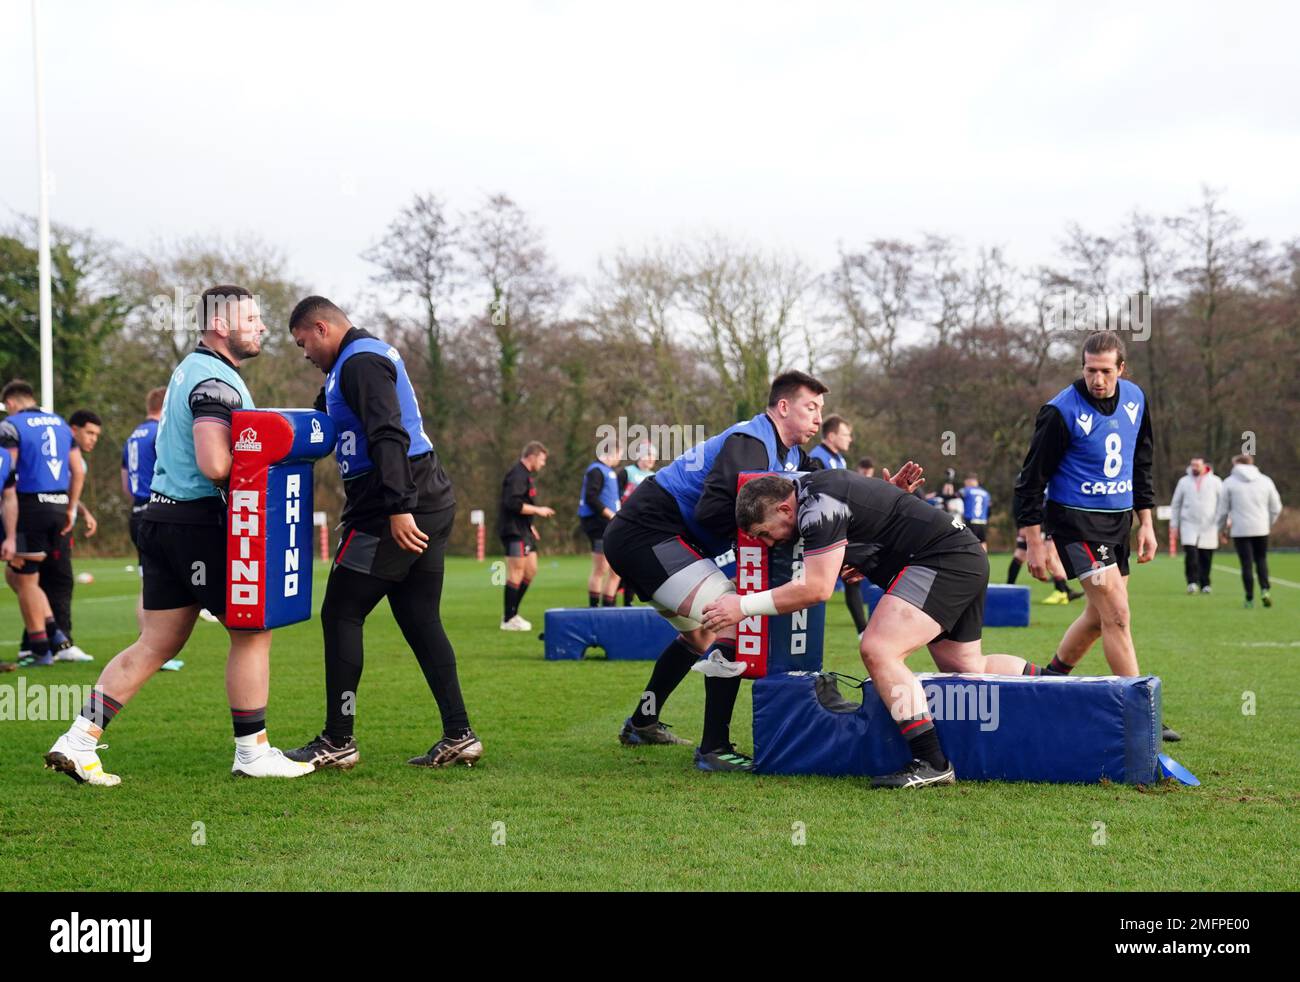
[1013,331,1178,741]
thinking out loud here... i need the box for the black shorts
[580,514,609,553]
[604,516,716,605]
[129,504,148,569]
[1054,536,1130,582]
[502,533,536,558]
[138,518,228,614]
[969,523,987,543]
[334,506,454,582]
[10,497,68,574]
[879,545,989,643]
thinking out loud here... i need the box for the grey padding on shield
[652,555,731,614]
[889,565,938,612]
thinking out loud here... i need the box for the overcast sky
[3,1,1298,308]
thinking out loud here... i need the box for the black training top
[498,460,536,540]
[793,469,975,589]
[315,327,454,528]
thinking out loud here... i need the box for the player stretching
[705,470,1040,788]
[1013,330,1178,742]
[45,286,313,785]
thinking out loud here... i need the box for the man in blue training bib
[0,379,85,668]
[605,372,923,771]
[578,444,624,606]
[809,414,868,636]
[808,414,852,470]
[285,296,479,772]
[959,473,991,551]
[1013,330,1178,742]
[121,386,165,629]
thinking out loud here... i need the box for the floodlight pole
[32,0,55,412]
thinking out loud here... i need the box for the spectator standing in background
[1216,454,1283,609]
[1169,455,1222,594]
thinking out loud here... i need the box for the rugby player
[579,444,623,606]
[121,390,184,666]
[499,441,554,631]
[1,380,85,668]
[1013,331,1178,741]
[606,370,923,770]
[45,286,312,784]
[809,417,868,635]
[285,296,479,771]
[0,447,15,671]
[705,469,1042,788]
[808,415,852,470]
[958,473,991,552]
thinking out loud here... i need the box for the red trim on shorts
[335,528,357,563]
[886,565,910,594]
[676,536,701,559]
[1081,542,1097,564]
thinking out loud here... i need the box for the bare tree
[1166,186,1276,464]
[362,192,459,439]
[830,239,917,375]
[587,245,692,421]
[461,193,565,458]
[680,237,814,421]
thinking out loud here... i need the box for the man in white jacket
[1169,456,1223,594]
[1216,454,1284,608]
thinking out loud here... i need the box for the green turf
[2,552,1297,891]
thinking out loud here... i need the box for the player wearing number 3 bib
[1013,331,1178,742]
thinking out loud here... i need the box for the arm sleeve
[1216,483,1230,531]
[188,378,244,426]
[1269,480,1283,525]
[341,353,416,515]
[1132,402,1155,512]
[0,420,19,450]
[313,386,326,413]
[582,469,606,513]
[1013,405,1069,528]
[694,434,772,544]
[1169,480,1183,531]
[798,493,849,557]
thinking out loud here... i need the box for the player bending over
[704,470,1041,789]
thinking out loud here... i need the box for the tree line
[1,186,1295,556]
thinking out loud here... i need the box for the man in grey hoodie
[1170,456,1223,593]
[1216,454,1284,608]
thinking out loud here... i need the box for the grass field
[2,551,1297,891]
